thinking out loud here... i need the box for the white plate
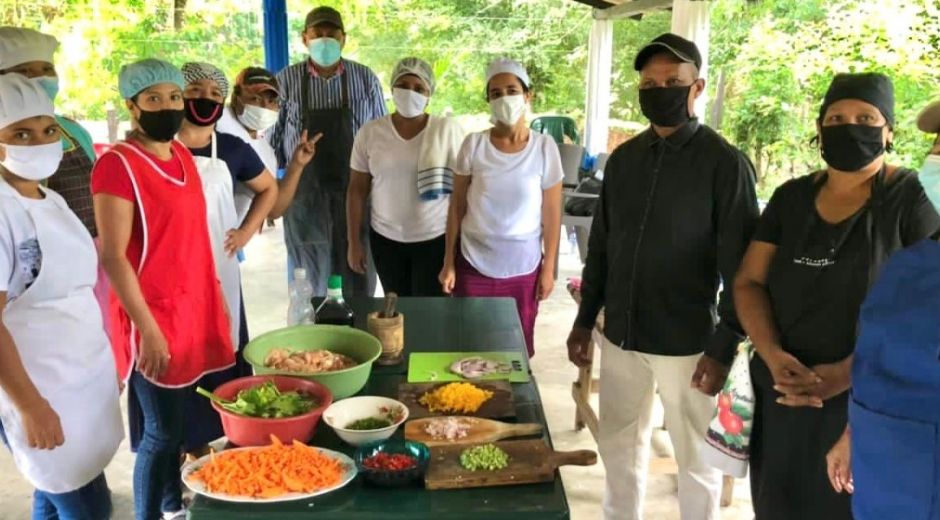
[182,446,357,504]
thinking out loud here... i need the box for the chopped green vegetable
[459,444,510,471]
[197,382,316,419]
[345,417,393,430]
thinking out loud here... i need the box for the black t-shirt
[189,132,266,185]
[753,168,940,367]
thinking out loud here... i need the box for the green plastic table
[187,297,571,520]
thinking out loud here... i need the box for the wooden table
[187,297,573,520]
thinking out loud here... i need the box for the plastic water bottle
[287,268,315,326]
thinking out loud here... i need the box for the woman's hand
[289,130,323,171]
[137,327,170,380]
[224,228,252,257]
[537,268,555,301]
[759,346,819,390]
[775,358,852,408]
[347,240,367,274]
[20,398,64,450]
[826,428,854,494]
[439,260,456,295]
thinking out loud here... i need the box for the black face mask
[136,107,185,143]
[639,86,692,127]
[184,98,224,127]
[820,124,886,173]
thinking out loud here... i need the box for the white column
[670,0,711,118]
[584,16,614,155]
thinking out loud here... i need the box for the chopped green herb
[345,417,393,430]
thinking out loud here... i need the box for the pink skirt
[454,252,540,357]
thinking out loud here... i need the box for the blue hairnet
[119,59,185,100]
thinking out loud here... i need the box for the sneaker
[162,509,186,520]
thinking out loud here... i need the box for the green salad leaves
[197,381,317,419]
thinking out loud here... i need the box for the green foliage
[2,0,938,198]
[709,0,940,197]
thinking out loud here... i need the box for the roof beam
[594,0,673,20]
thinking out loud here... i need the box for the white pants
[598,337,722,520]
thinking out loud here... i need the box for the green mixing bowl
[243,325,382,399]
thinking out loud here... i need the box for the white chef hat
[0,27,59,70]
[485,58,531,90]
[0,73,54,130]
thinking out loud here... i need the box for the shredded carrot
[190,436,347,498]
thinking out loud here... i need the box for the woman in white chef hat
[0,74,122,518]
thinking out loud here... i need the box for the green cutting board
[408,352,531,383]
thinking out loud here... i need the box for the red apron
[105,140,234,388]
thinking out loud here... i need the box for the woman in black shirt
[733,73,940,519]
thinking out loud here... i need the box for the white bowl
[322,396,409,447]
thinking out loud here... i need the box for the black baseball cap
[235,67,279,97]
[634,33,702,72]
[305,6,344,31]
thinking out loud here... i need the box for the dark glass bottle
[315,274,355,326]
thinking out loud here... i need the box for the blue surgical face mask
[308,37,342,67]
[919,154,940,213]
[30,76,60,102]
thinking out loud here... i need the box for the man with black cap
[269,6,386,297]
[567,33,759,520]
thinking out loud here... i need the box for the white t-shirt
[455,130,564,278]
[216,106,278,224]
[0,182,54,302]
[350,115,450,243]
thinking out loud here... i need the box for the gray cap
[391,57,435,95]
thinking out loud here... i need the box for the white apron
[193,133,241,350]
[0,182,123,494]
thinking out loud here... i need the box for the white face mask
[237,104,280,133]
[392,88,429,119]
[489,95,527,126]
[1,141,63,181]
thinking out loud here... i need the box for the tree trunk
[754,146,764,184]
[173,0,187,30]
[709,68,727,130]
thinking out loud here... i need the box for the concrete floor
[0,225,754,519]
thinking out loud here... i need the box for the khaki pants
[598,337,722,520]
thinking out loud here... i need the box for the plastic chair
[531,116,580,145]
[558,143,585,188]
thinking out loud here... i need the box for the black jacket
[575,120,759,364]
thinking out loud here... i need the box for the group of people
[567,32,940,520]
[0,4,938,520]
[0,5,564,519]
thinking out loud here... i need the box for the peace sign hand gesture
[289,130,323,170]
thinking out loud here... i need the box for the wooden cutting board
[398,381,515,420]
[404,417,542,446]
[425,439,597,490]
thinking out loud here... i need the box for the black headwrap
[818,72,895,127]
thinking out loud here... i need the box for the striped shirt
[269,58,388,168]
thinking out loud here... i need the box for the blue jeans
[0,418,113,520]
[130,371,187,520]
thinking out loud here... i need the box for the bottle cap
[327,274,342,290]
[293,267,307,281]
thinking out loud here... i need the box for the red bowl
[210,375,333,447]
